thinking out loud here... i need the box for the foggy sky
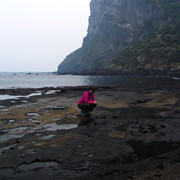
[0,0,91,72]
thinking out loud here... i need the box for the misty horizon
[0,0,91,72]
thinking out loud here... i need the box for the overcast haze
[0,0,91,72]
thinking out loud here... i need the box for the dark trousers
[78,103,97,112]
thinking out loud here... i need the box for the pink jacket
[78,91,96,104]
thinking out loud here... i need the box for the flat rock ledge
[0,85,180,180]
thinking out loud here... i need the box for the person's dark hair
[88,86,95,93]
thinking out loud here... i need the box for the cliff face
[58,0,180,75]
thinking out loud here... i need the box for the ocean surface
[0,72,179,89]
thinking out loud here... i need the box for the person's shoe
[85,111,90,118]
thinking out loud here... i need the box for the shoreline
[57,69,180,78]
[0,84,180,179]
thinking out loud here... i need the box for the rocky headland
[0,81,180,179]
[58,0,180,76]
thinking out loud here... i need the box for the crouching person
[78,86,97,117]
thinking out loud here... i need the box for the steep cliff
[58,0,180,75]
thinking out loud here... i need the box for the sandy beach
[0,83,180,179]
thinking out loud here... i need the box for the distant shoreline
[57,69,180,78]
[1,70,179,78]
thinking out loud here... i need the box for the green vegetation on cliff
[108,0,180,72]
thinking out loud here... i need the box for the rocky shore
[0,83,180,179]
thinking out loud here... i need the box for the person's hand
[94,101,97,105]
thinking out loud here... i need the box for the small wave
[172,77,180,80]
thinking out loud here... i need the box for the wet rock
[128,141,179,160]
[16,161,59,172]
[161,124,166,128]
[0,168,15,178]
[153,173,162,177]
[125,177,134,180]
[56,114,80,125]
[45,106,66,111]
[136,98,152,104]
[109,131,126,139]
[0,86,180,179]
[174,157,180,163]
[172,113,180,118]
[0,130,8,135]
[156,164,164,169]
[159,111,174,118]
[0,118,17,124]
[78,116,94,126]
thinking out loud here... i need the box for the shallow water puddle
[41,123,78,132]
[0,123,78,143]
[26,112,40,117]
[0,92,42,100]
[40,134,55,140]
[9,119,15,123]
[0,144,16,156]
[17,162,59,171]
[45,106,66,111]
[0,109,9,112]
[44,90,61,95]
[0,106,6,108]
[0,127,35,143]
[0,95,21,100]
[25,92,42,98]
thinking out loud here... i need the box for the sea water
[0,72,92,89]
[0,72,179,89]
